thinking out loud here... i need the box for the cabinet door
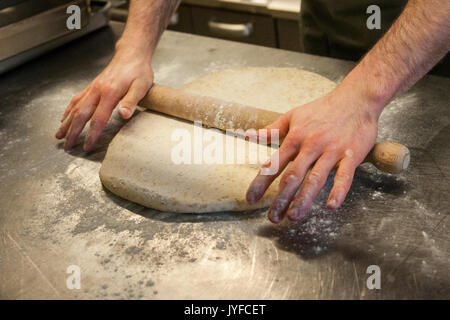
[277,19,302,52]
[191,6,276,47]
[167,5,194,34]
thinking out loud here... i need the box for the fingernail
[246,190,258,204]
[268,214,280,224]
[267,175,299,222]
[287,194,310,221]
[246,176,266,203]
[328,189,345,209]
[83,137,92,152]
[118,105,131,119]
[247,188,262,204]
[84,120,103,152]
[246,180,259,203]
[327,198,337,209]
[287,206,304,221]
[268,209,281,224]
[268,198,289,223]
[83,127,93,152]
[83,142,90,152]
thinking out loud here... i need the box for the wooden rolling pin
[139,84,410,174]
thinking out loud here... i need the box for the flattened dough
[99,67,336,213]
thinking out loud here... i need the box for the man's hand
[55,45,153,151]
[55,0,181,152]
[247,0,449,224]
[246,85,381,224]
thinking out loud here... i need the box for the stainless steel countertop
[0,22,449,299]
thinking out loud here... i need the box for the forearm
[116,0,181,56]
[339,0,450,116]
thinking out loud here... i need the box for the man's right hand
[55,43,154,152]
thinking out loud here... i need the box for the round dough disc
[99,67,336,213]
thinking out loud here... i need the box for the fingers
[83,90,123,152]
[61,88,88,123]
[55,111,75,140]
[246,132,300,205]
[327,156,357,210]
[56,90,88,139]
[266,144,322,223]
[57,78,145,151]
[264,149,357,223]
[117,79,151,119]
[56,50,154,151]
[262,110,292,142]
[56,88,100,144]
[62,89,101,150]
[63,104,97,150]
[287,153,339,221]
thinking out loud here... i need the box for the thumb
[117,79,151,119]
[248,110,292,145]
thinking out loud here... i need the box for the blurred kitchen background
[0,0,303,74]
[0,0,448,76]
[109,0,302,52]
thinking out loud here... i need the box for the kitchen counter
[0,22,449,299]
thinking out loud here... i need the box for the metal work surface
[0,22,449,299]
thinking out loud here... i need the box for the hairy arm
[344,0,450,113]
[56,0,181,151]
[118,0,181,55]
[247,0,450,223]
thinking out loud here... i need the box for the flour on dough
[99,67,336,213]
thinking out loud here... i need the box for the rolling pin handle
[365,141,410,174]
